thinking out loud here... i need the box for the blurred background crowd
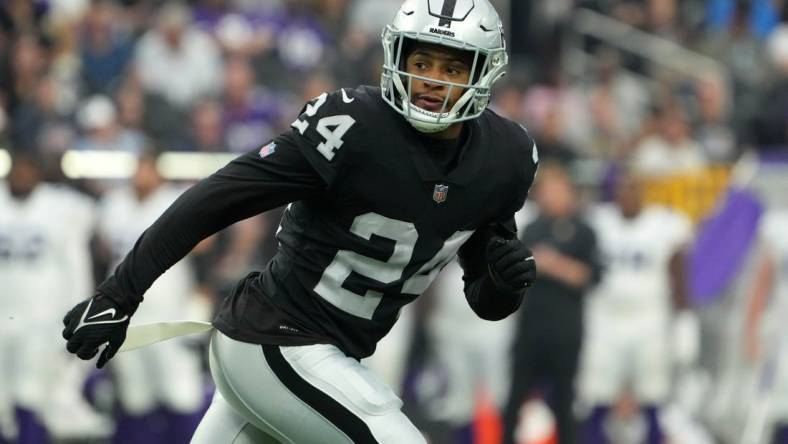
[1,0,788,443]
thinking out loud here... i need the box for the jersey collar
[401,117,483,187]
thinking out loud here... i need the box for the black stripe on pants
[261,345,378,444]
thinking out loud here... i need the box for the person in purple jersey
[62,1,539,442]
[221,56,285,153]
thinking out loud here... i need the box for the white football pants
[191,330,426,443]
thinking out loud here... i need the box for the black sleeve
[98,142,326,314]
[456,124,536,321]
[457,215,525,321]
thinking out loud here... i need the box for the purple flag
[688,188,763,305]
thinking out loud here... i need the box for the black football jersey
[101,86,538,360]
[213,86,538,358]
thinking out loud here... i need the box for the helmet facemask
[381,26,508,133]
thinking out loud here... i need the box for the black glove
[486,237,537,293]
[62,294,130,369]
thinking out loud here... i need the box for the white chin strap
[404,101,452,133]
[396,82,477,134]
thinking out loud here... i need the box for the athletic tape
[118,321,214,352]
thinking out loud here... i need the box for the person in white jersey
[420,259,515,440]
[96,152,205,443]
[580,170,697,444]
[0,151,109,441]
[63,1,539,442]
[743,208,788,444]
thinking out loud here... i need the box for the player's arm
[457,216,536,321]
[63,89,358,367]
[62,139,327,367]
[104,142,326,312]
[456,125,539,320]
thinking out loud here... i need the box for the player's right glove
[62,293,131,369]
[486,237,537,293]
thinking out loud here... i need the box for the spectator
[413,259,517,444]
[701,1,770,131]
[280,71,336,120]
[522,63,591,158]
[0,151,111,442]
[80,0,134,96]
[693,74,737,163]
[750,20,788,147]
[184,98,225,152]
[631,105,707,177]
[535,107,577,165]
[116,79,145,134]
[8,74,75,154]
[491,82,526,123]
[502,162,602,444]
[75,94,146,153]
[46,0,90,26]
[705,0,781,40]
[0,0,48,38]
[580,170,697,444]
[347,0,400,40]
[274,3,330,73]
[587,48,650,159]
[96,153,205,444]
[221,56,283,153]
[192,0,283,57]
[134,2,222,110]
[645,0,681,40]
[6,33,47,121]
[743,206,788,444]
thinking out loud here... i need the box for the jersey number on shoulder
[314,213,473,320]
[292,92,356,162]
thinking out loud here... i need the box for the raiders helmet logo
[428,0,474,28]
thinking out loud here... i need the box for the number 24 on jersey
[292,92,356,162]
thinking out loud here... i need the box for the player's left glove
[486,237,537,293]
[62,293,130,369]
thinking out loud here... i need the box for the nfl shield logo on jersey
[433,184,449,204]
[258,142,277,158]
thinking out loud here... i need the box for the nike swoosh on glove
[62,294,130,369]
[486,237,537,293]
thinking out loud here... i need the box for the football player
[579,170,697,444]
[96,153,205,443]
[742,207,788,444]
[503,162,602,444]
[62,0,539,442]
[0,152,110,441]
[420,259,516,440]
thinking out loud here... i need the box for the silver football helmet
[381,0,508,133]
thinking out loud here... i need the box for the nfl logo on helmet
[433,184,449,204]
